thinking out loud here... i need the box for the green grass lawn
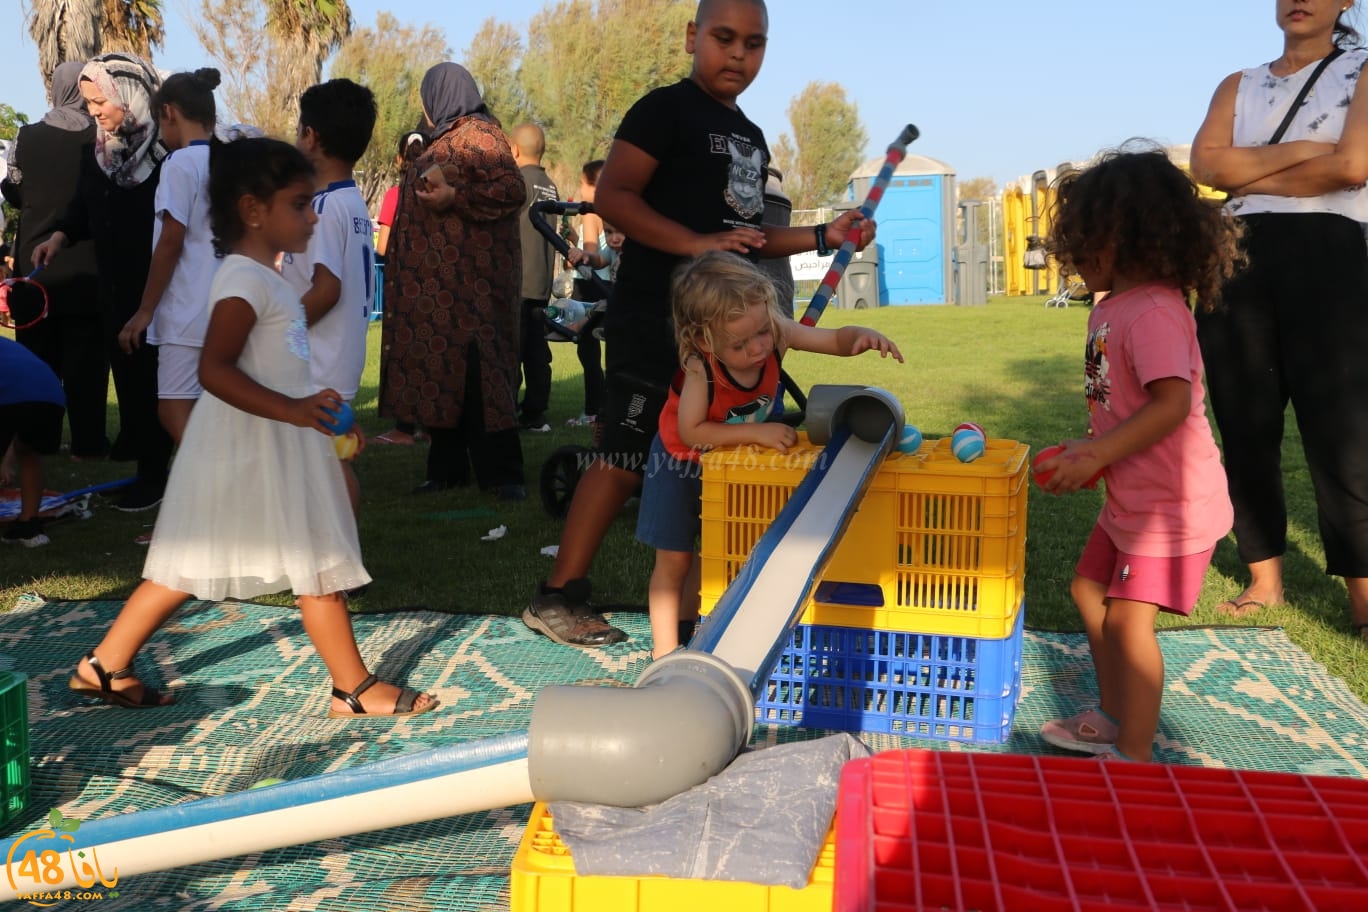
[4,296,1366,702]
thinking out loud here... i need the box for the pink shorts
[1075,525,1215,616]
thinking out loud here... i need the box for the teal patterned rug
[1,595,1366,910]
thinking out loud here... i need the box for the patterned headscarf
[80,52,165,188]
[420,63,493,137]
[42,62,93,132]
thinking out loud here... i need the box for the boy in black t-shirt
[525,0,878,649]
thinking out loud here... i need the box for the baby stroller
[530,200,608,346]
[526,200,808,518]
[1045,275,1093,308]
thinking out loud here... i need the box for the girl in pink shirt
[1035,147,1244,762]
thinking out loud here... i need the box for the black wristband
[814,223,832,257]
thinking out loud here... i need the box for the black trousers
[426,342,524,489]
[519,298,552,419]
[106,320,173,489]
[17,313,110,457]
[1195,212,1368,577]
[575,332,604,417]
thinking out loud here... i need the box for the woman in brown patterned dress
[379,62,527,498]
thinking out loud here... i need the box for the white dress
[142,255,371,600]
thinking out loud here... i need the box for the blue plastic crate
[756,606,1024,743]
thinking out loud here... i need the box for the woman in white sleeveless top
[1191,0,1368,640]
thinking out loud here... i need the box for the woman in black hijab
[378,63,528,498]
[2,61,107,459]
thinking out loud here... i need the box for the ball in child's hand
[1031,442,1102,489]
[951,423,986,463]
[897,424,923,454]
[322,401,354,435]
[333,432,360,461]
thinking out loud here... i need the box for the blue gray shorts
[635,434,703,553]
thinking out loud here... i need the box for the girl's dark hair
[1336,4,1362,47]
[152,67,220,128]
[396,130,426,163]
[1048,142,1245,311]
[208,137,314,257]
[582,159,605,185]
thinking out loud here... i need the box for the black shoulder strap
[1269,48,1345,145]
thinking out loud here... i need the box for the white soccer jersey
[280,180,375,400]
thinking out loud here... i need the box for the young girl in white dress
[69,137,438,718]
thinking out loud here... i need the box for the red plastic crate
[835,750,1368,912]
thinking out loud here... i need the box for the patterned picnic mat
[2,594,1366,910]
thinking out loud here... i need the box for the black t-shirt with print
[604,78,769,381]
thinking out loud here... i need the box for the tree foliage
[0,105,30,141]
[332,11,450,207]
[777,82,867,210]
[185,0,352,139]
[958,176,996,201]
[184,0,276,133]
[1,105,29,248]
[99,0,166,58]
[464,18,529,129]
[266,0,353,134]
[26,0,165,94]
[517,0,693,190]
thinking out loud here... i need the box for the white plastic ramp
[689,425,892,693]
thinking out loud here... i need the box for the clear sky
[0,1,1308,188]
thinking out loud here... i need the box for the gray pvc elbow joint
[526,650,754,807]
[804,384,904,448]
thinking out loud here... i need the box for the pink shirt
[1085,283,1233,557]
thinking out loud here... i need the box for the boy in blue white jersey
[282,78,379,515]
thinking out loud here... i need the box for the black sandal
[1353,621,1368,640]
[328,673,438,718]
[68,651,173,708]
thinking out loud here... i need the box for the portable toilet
[847,152,955,304]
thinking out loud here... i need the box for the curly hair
[671,250,786,366]
[1048,143,1246,311]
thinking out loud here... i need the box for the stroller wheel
[540,445,590,519]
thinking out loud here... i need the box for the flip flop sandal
[328,673,438,718]
[1216,598,1266,617]
[1352,621,1368,640]
[68,650,173,708]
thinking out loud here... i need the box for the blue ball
[322,401,354,436]
[897,424,923,454]
[951,427,986,463]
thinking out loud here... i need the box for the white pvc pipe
[0,734,532,901]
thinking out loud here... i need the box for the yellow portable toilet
[1003,168,1064,296]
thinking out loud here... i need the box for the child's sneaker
[2,519,50,548]
[1040,707,1118,754]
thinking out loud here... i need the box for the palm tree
[27,0,164,95]
[266,0,352,124]
[27,0,102,94]
[99,0,166,59]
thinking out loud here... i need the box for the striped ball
[897,424,923,454]
[951,425,986,463]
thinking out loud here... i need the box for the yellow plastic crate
[699,434,1029,638]
[510,802,835,912]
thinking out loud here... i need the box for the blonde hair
[671,251,786,366]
